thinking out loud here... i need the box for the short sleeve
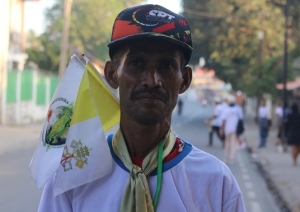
[221,168,246,212]
[223,193,246,212]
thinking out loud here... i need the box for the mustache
[130,88,169,101]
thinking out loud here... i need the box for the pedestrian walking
[257,99,270,148]
[285,103,300,166]
[274,100,284,152]
[208,96,225,147]
[220,95,243,165]
[282,102,291,149]
[177,98,183,115]
[235,103,245,148]
[37,4,246,212]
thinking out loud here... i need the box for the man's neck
[120,120,170,158]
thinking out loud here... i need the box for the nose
[141,66,162,88]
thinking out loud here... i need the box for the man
[220,95,244,165]
[38,4,245,212]
[208,96,225,147]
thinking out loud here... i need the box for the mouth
[131,88,169,104]
[136,94,165,102]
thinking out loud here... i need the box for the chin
[135,117,165,125]
[132,110,167,126]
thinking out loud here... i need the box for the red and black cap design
[108,4,193,64]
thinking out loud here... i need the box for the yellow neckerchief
[112,128,176,212]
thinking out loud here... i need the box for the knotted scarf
[112,128,176,212]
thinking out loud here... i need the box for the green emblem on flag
[43,100,74,151]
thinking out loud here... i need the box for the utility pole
[58,0,72,78]
[257,30,264,79]
[282,0,289,107]
[255,30,264,117]
[21,0,25,53]
[282,0,290,152]
[0,0,10,125]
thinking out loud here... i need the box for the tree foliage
[26,30,60,72]
[182,0,300,98]
[26,0,143,72]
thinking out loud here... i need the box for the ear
[104,60,119,89]
[179,66,192,94]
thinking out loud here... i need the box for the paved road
[0,100,281,212]
[0,125,42,212]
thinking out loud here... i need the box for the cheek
[169,78,183,92]
[118,79,135,103]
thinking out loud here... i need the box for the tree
[26,30,60,72]
[26,0,143,72]
[182,0,290,98]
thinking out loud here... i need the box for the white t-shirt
[211,103,226,127]
[258,106,269,118]
[221,104,243,135]
[38,139,246,212]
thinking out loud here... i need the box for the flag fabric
[53,57,120,195]
[29,54,120,196]
[30,55,85,189]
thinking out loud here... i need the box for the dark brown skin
[104,40,192,158]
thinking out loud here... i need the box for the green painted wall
[21,70,33,101]
[6,70,59,105]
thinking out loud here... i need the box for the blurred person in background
[257,99,270,148]
[274,100,284,152]
[285,103,300,166]
[282,102,291,150]
[220,95,243,165]
[177,97,183,115]
[37,4,246,212]
[235,102,245,149]
[208,96,225,147]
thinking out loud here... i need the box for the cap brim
[108,33,192,63]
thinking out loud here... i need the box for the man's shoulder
[179,140,229,175]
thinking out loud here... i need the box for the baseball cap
[108,4,193,64]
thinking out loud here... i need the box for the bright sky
[24,0,182,35]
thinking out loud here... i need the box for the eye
[160,62,173,70]
[128,58,144,68]
[159,59,179,71]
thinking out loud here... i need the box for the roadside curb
[246,145,292,212]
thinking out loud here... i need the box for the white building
[8,0,29,71]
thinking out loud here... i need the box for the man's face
[114,40,187,125]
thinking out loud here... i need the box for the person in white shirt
[37,4,246,212]
[258,99,269,148]
[220,95,243,165]
[208,96,225,147]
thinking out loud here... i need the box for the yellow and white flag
[53,57,120,195]
[29,54,120,195]
[30,55,85,189]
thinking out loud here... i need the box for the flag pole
[58,0,73,78]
